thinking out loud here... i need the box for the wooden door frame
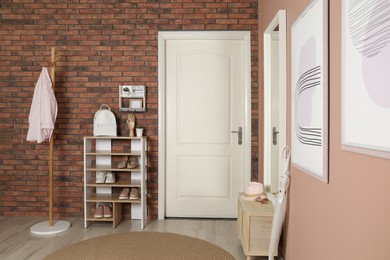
[157,31,252,219]
[263,10,287,202]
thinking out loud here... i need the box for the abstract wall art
[291,0,328,183]
[342,0,390,159]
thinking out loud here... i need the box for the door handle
[231,127,242,145]
[273,127,279,145]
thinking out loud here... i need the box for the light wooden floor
[0,217,273,260]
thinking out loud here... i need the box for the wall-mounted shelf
[119,85,146,112]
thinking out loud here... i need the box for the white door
[159,31,251,218]
[270,32,280,193]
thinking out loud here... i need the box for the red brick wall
[0,0,258,219]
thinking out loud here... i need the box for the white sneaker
[96,172,106,184]
[105,172,116,184]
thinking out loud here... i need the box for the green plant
[136,125,143,129]
[123,86,129,91]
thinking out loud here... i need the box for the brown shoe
[127,156,138,169]
[103,204,112,218]
[117,156,128,169]
[119,188,130,200]
[94,204,104,218]
[129,188,139,200]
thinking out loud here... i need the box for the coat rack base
[30,220,71,235]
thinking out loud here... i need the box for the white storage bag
[93,104,117,136]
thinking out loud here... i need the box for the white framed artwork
[291,0,328,183]
[342,0,390,159]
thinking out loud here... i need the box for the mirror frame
[263,10,287,203]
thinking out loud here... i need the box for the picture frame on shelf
[129,99,143,110]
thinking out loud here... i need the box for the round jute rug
[44,232,235,260]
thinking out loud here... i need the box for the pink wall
[259,0,390,259]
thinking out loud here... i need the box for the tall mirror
[263,10,287,200]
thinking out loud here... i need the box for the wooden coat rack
[48,47,62,226]
[30,47,71,235]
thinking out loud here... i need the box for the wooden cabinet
[237,193,276,259]
[83,136,147,229]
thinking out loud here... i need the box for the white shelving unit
[83,136,147,229]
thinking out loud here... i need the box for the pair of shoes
[119,188,139,200]
[94,204,112,218]
[96,172,115,184]
[117,156,138,169]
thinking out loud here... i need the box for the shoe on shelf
[119,188,130,200]
[129,188,140,200]
[103,204,112,218]
[117,156,129,169]
[105,172,116,184]
[96,172,106,184]
[127,156,138,169]
[94,204,104,218]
